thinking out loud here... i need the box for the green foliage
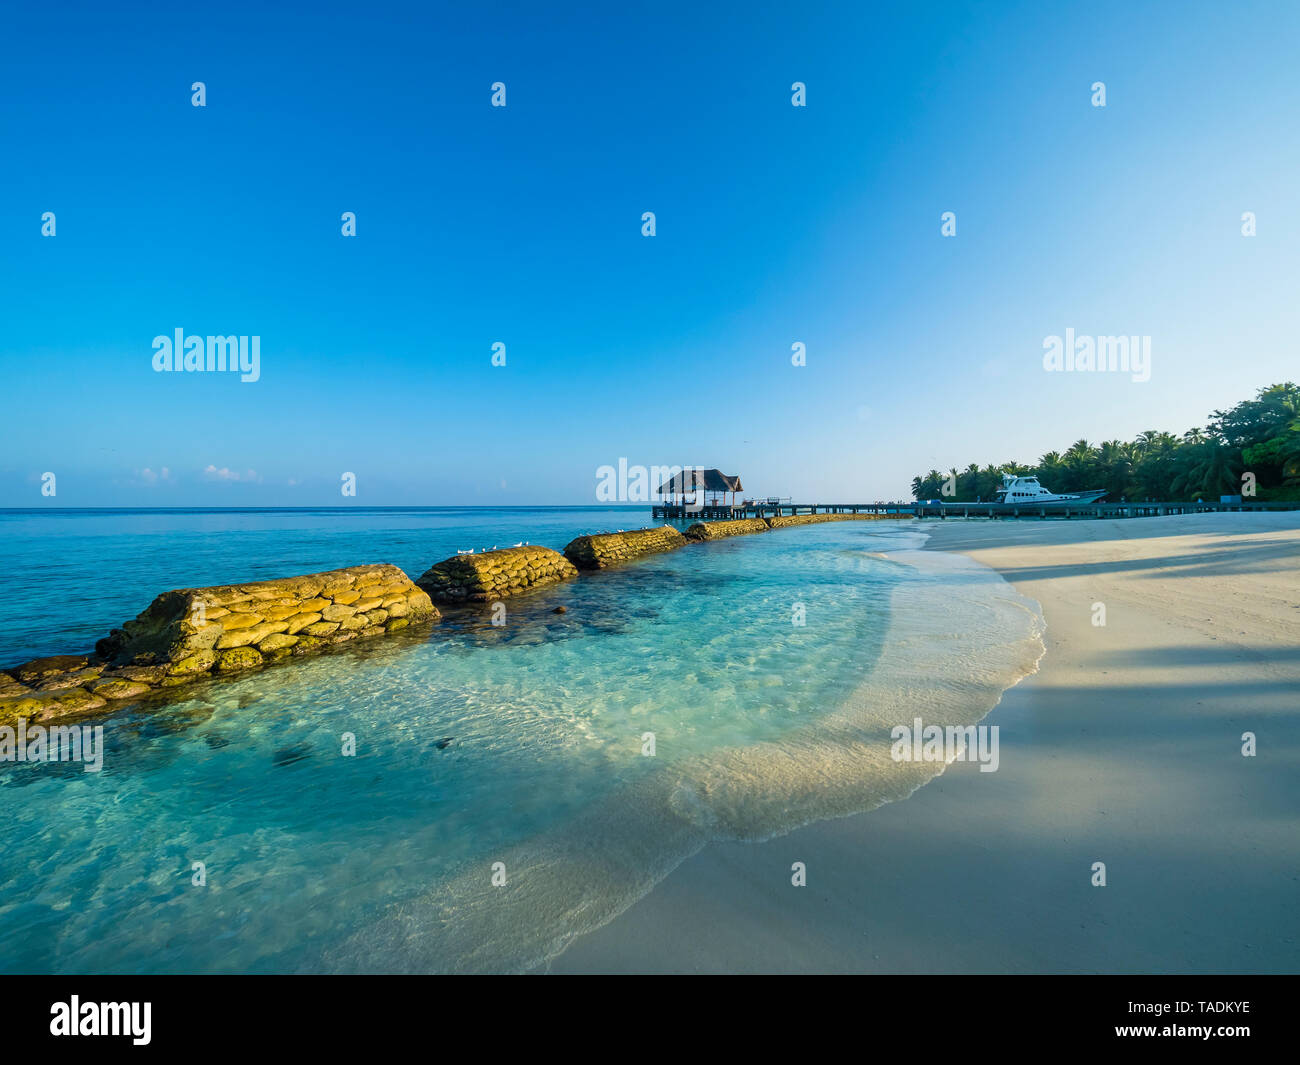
[911,383,1300,502]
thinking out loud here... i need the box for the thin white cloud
[203,465,260,483]
[136,466,173,486]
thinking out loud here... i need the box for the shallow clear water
[0,509,1043,973]
[0,506,661,664]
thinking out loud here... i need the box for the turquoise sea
[0,507,1044,973]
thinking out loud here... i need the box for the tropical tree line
[911,382,1300,503]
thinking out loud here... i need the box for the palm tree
[907,383,1299,502]
[1097,439,1135,498]
[979,464,1005,500]
[1172,440,1240,499]
[911,469,945,500]
[1134,431,1180,498]
[1059,440,1096,492]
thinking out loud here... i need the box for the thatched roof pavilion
[657,469,743,505]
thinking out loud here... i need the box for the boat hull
[1047,490,1109,504]
[992,489,1109,505]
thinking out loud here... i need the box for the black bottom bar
[2,974,1288,1052]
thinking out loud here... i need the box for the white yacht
[992,474,1107,505]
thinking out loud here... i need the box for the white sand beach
[546,513,1300,974]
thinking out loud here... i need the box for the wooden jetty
[652,499,1300,521]
[651,467,1299,521]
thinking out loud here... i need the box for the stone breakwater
[416,546,579,604]
[684,518,772,541]
[1,513,915,728]
[685,512,914,540]
[0,564,438,728]
[765,512,912,529]
[563,525,687,569]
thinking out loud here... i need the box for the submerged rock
[0,671,32,698]
[12,655,98,688]
[88,677,152,701]
[0,686,109,727]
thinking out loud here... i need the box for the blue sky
[2,0,1298,506]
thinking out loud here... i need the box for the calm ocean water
[0,508,1043,973]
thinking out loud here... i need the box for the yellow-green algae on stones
[416,546,578,603]
[563,525,687,569]
[95,563,436,672]
[0,564,438,727]
[764,512,914,529]
[683,512,913,541]
[683,518,771,541]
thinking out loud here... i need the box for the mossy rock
[103,664,169,686]
[416,547,578,603]
[215,647,263,673]
[168,649,218,676]
[12,655,97,687]
[21,563,441,726]
[285,611,323,635]
[0,687,108,726]
[215,620,289,649]
[684,519,770,541]
[89,677,152,701]
[32,666,104,692]
[220,612,266,631]
[563,525,687,569]
[764,513,915,528]
[0,672,34,698]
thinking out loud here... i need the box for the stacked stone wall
[416,546,578,603]
[563,525,687,569]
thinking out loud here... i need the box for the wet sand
[545,513,1300,973]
